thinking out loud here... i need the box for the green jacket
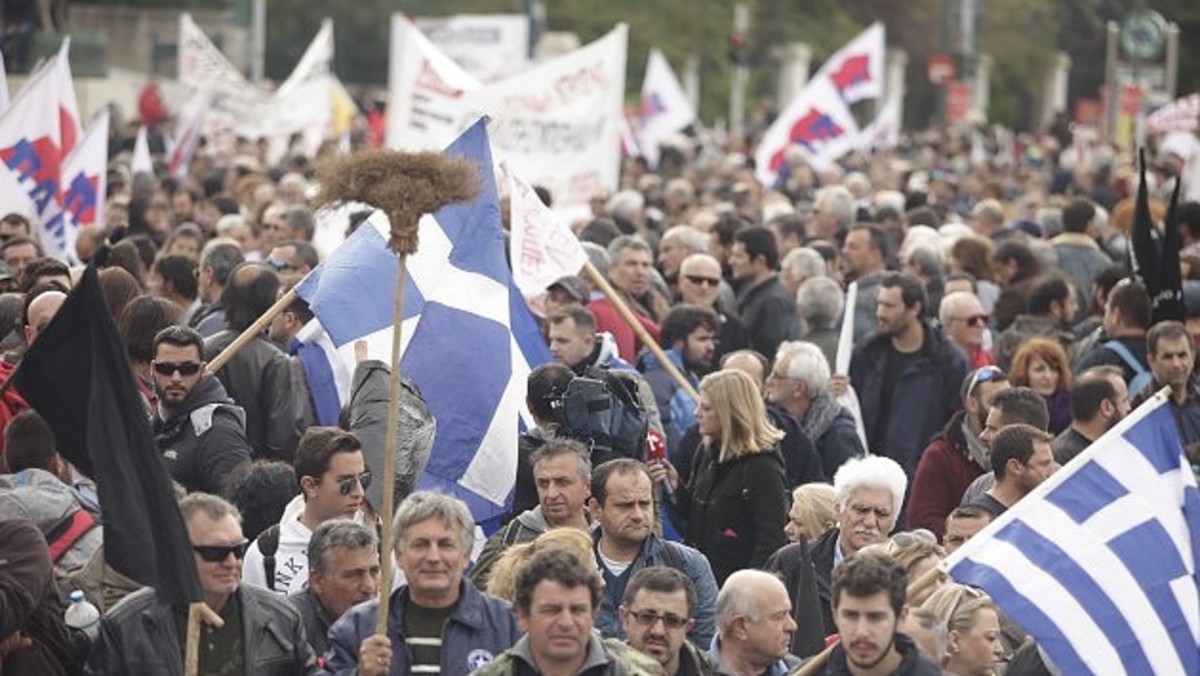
[472,634,664,675]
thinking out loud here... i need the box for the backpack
[551,368,649,464]
[1104,340,1153,396]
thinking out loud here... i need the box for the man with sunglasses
[908,366,1009,539]
[87,493,317,674]
[621,567,722,675]
[243,427,367,595]
[678,253,749,364]
[939,291,995,370]
[151,326,252,495]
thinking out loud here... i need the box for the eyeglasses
[683,274,721,288]
[193,541,249,562]
[335,471,372,496]
[267,259,295,273]
[965,365,1005,399]
[849,503,893,520]
[956,314,990,327]
[152,361,204,377]
[626,609,689,629]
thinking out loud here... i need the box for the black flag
[14,266,202,606]
[1130,148,1186,325]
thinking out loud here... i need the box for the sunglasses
[683,274,721,288]
[266,258,295,273]
[890,528,938,549]
[153,361,203,377]
[336,471,372,496]
[965,365,1006,399]
[626,609,689,629]
[957,314,990,327]
[193,541,249,562]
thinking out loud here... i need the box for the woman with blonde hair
[484,527,596,602]
[1009,336,1073,434]
[784,483,837,543]
[881,529,946,605]
[653,369,789,584]
[922,584,1004,676]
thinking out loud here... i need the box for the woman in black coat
[652,369,790,584]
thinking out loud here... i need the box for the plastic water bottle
[64,590,100,642]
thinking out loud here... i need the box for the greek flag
[296,118,551,522]
[943,393,1200,675]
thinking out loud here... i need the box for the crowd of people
[0,95,1197,676]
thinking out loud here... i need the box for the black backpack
[551,368,649,464]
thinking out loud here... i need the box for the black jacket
[668,443,789,585]
[152,376,253,495]
[85,585,317,676]
[761,537,829,660]
[815,634,940,675]
[204,332,301,461]
[736,274,796,359]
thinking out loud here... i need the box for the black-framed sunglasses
[193,541,249,562]
[153,361,204,377]
[626,608,689,629]
[683,274,721,288]
[336,471,372,496]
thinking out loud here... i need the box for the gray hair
[607,234,651,261]
[796,276,843,332]
[392,491,475,553]
[179,492,242,526]
[815,185,855,231]
[582,242,610,276]
[662,225,708,254]
[832,456,907,517]
[778,341,832,396]
[215,214,248,236]
[200,240,246,286]
[308,519,378,578]
[781,247,826,282]
[938,291,979,326]
[284,206,316,241]
[716,570,787,629]
[907,606,950,663]
[606,190,644,222]
[906,246,944,280]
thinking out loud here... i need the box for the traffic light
[729,33,747,66]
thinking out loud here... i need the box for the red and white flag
[60,110,108,251]
[0,41,82,262]
[812,22,885,104]
[506,164,587,316]
[637,49,694,168]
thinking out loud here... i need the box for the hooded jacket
[152,376,253,495]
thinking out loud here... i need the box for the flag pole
[205,289,298,375]
[580,260,700,403]
[375,254,408,635]
[791,565,945,675]
[184,602,224,676]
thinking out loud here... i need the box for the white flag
[386,14,482,151]
[637,49,695,168]
[131,125,153,174]
[507,165,587,316]
[812,22,886,104]
[856,93,901,152]
[415,14,530,83]
[61,110,108,249]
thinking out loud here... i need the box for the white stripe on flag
[1094,437,1196,559]
[459,331,535,505]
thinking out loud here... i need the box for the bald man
[711,570,800,675]
[678,254,747,364]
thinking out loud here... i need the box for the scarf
[801,392,843,443]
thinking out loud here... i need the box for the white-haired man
[658,225,708,296]
[766,342,864,477]
[939,291,995,369]
[780,247,826,298]
[809,186,855,241]
[795,277,844,371]
[709,570,800,676]
[763,455,907,643]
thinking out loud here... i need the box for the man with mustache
[621,567,723,675]
[819,551,940,675]
[151,325,252,495]
[764,455,907,643]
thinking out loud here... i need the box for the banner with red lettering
[507,165,587,316]
[60,110,108,250]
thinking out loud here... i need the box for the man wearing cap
[545,275,591,316]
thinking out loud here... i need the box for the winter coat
[204,332,301,461]
[321,581,520,676]
[151,376,253,495]
[471,634,664,676]
[908,410,986,539]
[811,634,940,675]
[736,274,796,359]
[761,537,831,659]
[668,443,789,584]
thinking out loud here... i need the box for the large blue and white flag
[296,118,551,523]
[943,393,1200,675]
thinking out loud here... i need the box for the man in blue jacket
[320,492,519,676]
[849,273,968,481]
[588,459,718,648]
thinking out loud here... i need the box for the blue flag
[944,395,1200,675]
[297,118,552,523]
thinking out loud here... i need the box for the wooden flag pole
[205,288,298,375]
[789,565,945,675]
[184,602,224,676]
[580,261,700,403]
[374,255,408,635]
